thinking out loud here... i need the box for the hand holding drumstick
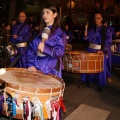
[84,22,89,36]
[38,27,50,52]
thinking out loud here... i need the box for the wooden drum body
[0,68,65,119]
[63,51,104,73]
[65,44,72,52]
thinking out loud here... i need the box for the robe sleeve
[102,28,112,54]
[26,37,38,67]
[83,29,90,40]
[43,31,66,58]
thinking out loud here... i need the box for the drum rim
[5,68,64,82]
[65,51,104,55]
[112,39,120,42]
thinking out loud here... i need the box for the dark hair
[11,18,17,22]
[94,11,103,18]
[40,4,60,33]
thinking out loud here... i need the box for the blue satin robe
[81,25,112,87]
[10,22,31,68]
[26,27,66,78]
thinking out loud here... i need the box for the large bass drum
[0,68,65,119]
[63,51,104,73]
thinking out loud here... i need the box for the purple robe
[81,25,112,87]
[26,27,66,78]
[10,22,31,68]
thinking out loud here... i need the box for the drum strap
[100,26,106,50]
[16,22,26,35]
[55,58,60,72]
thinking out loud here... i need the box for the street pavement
[62,69,120,120]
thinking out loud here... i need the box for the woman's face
[42,8,57,26]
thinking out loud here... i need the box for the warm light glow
[67,1,75,9]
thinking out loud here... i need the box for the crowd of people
[0,4,120,93]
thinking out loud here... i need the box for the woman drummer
[27,4,66,78]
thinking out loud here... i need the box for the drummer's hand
[13,34,18,39]
[28,66,37,72]
[106,55,108,58]
[84,31,88,36]
[97,50,103,54]
[38,42,44,53]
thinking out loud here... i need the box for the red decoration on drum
[59,97,66,112]
[73,62,80,69]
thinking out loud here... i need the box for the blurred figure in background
[103,20,116,40]
[4,24,11,45]
[11,19,17,31]
[10,11,31,68]
[0,22,6,38]
[64,24,73,44]
[28,23,40,45]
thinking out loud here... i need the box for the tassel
[59,97,66,112]
[26,101,29,119]
[45,100,52,119]
[43,104,49,119]
[27,101,31,120]
[12,100,16,116]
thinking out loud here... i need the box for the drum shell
[63,51,104,73]
[65,44,72,52]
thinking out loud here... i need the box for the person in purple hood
[81,12,112,92]
[27,4,66,78]
[10,11,31,68]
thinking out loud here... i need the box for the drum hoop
[5,68,64,84]
[65,51,104,56]
[112,39,120,43]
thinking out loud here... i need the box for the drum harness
[89,26,107,52]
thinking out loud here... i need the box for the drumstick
[41,33,48,45]
[38,27,50,52]
[41,27,50,43]
[85,23,88,32]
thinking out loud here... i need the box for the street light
[67,1,75,9]
[67,0,75,17]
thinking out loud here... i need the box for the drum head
[0,68,64,89]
